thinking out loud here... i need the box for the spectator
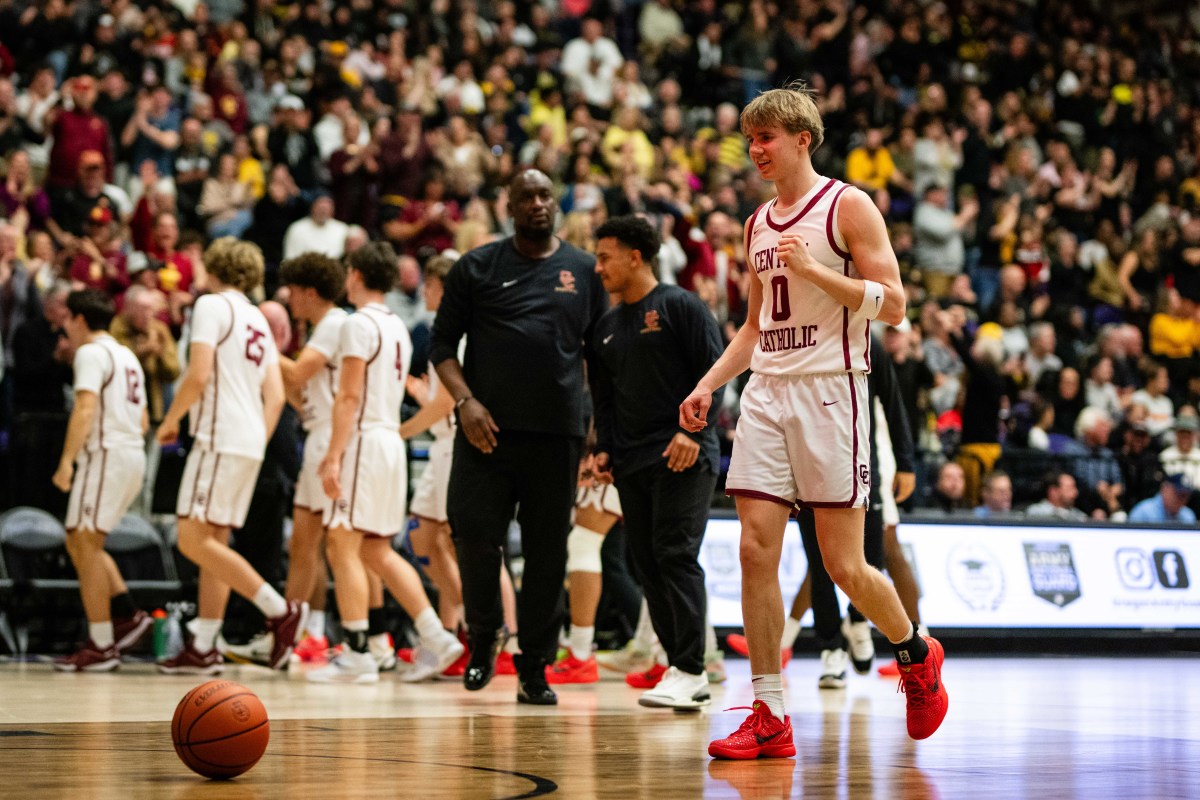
[973,470,1015,518]
[267,95,321,193]
[329,116,380,230]
[1118,421,1164,511]
[1159,414,1200,491]
[48,151,124,243]
[283,194,348,261]
[249,165,306,277]
[436,115,495,203]
[560,16,623,113]
[1129,473,1197,524]
[1130,361,1174,440]
[67,206,128,298]
[121,84,181,179]
[1064,406,1124,519]
[1025,470,1088,521]
[914,182,979,298]
[1083,355,1123,420]
[845,128,894,215]
[930,461,966,513]
[110,284,179,425]
[1023,321,1062,390]
[0,150,51,233]
[46,76,112,192]
[198,152,255,239]
[172,118,213,228]
[386,170,460,260]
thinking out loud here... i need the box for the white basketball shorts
[325,428,408,537]
[294,427,332,516]
[409,436,453,522]
[726,371,871,509]
[177,449,262,529]
[67,446,146,533]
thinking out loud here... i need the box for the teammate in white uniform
[309,241,463,684]
[279,253,347,658]
[52,290,149,671]
[156,238,305,675]
[680,85,948,758]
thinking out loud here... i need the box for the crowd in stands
[1,0,1200,525]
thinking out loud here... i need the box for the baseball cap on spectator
[79,150,105,171]
[1175,416,1200,433]
[277,95,305,111]
[88,206,113,225]
[1165,473,1194,495]
[126,251,151,277]
[73,75,96,92]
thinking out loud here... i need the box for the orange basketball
[171,680,270,780]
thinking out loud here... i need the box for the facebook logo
[1154,551,1190,589]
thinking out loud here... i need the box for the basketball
[171,680,270,780]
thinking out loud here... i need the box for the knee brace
[566,525,605,574]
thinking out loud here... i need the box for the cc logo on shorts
[859,465,870,485]
[195,493,207,506]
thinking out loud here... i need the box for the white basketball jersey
[746,177,872,376]
[300,306,348,433]
[339,303,412,432]
[188,290,279,458]
[73,334,146,452]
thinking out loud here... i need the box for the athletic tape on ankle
[567,525,605,574]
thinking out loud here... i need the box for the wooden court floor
[1,654,1198,799]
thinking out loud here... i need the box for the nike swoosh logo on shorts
[823,400,838,406]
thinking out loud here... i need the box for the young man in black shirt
[589,215,725,710]
[431,169,606,705]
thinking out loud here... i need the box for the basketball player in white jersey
[156,238,305,674]
[680,84,948,758]
[309,241,464,684]
[52,290,150,671]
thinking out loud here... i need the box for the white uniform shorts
[177,449,262,528]
[874,397,900,527]
[67,447,146,534]
[325,428,407,537]
[727,371,871,509]
[576,482,623,518]
[409,436,452,522]
[294,428,332,516]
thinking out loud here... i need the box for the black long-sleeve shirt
[430,238,605,438]
[868,335,915,505]
[589,284,724,476]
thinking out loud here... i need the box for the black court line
[0,745,558,799]
[0,730,51,737]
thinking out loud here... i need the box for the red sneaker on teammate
[898,636,948,740]
[708,701,796,760]
[625,662,667,688]
[294,634,330,663]
[725,633,792,669]
[546,653,599,684]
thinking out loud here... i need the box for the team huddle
[47,85,949,759]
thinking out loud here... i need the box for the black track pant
[448,430,581,666]
[615,463,716,675]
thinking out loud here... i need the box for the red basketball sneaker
[625,662,667,688]
[877,660,900,677]
[725,634,792,669]
[113,610,153,652]
[265,600,308,670]
[157,642,224,675]
[546,653,599,684]
[53,640,120,672]
[898,636,948,740]
[294,634,330,663]
[708,701,796,760]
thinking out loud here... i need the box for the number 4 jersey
[338,303,412,432]
[73,333,147,452]
[746,177,872,376]
[187,290,279,459]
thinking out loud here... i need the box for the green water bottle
[152,609,168,659]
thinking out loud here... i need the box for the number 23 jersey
[188,290,279,458]
[746,177,871,376]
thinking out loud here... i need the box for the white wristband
[860,280,884,320]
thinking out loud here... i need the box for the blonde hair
[739,81,825,153]
[205,237,265,293]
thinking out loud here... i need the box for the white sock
[191,618,223,652]
[752,673,786,720]
[568,625,594,661]
[504,633,520,654]
[253,584,288,618]
[781,616,802,650]
[307,609,326,639]
[414,607,445,643]
[917,622,930,639]
[368,632,390,650]
[89,621,114,649]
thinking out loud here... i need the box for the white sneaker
[400,630,465,683]
[219,632,272,666]
[638,666,711,710]
[596,639,654,674]
[818,648,848,689]
[369,633,397,671]
[307,649,379,684]
[704,652,727,684]
[841,617,875,675]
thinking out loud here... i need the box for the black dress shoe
[464,630,503,691]
[515,654,557,705]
